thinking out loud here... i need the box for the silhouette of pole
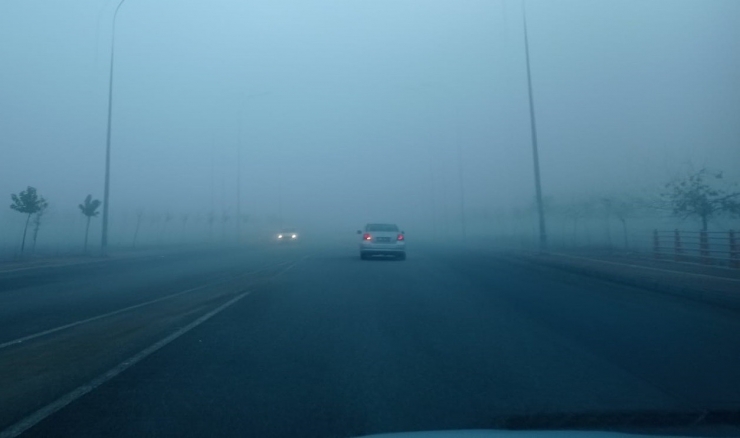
[101,0,126,254]
[237,114,242,242]
[457,141,467,241]
[523,5,548,252]
[429,159,438,240]
[237,142,242,241]
[278,174,283,229]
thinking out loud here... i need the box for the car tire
[397,252,406,261]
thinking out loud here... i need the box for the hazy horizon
[2,0,739,250]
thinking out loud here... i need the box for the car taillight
[363,233,372,241]
[397,234,404,241]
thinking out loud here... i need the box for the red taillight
[397,234,404,241]
[363,233,372,241]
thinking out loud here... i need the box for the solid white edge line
[0,283,212,350]
[0,257,303,438]
[0,262,292,350]
[0,291,250,438]
[0,259,116,275]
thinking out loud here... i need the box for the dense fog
[1,0,739,255]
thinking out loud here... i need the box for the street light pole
[523,5,548,252]
[429,158,438,240]
[236,111,242,242]
[457,140,467,241]
[101,0,127,254]
[278,168,283,229]
[237,144,242,241]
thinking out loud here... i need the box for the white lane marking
[0,283,214,350]
[0,291,250,438]
[0,257,303,438]
[0,260,106,274]
[0,254,163,275]
[543,252,740,282]
[0,261,291,350]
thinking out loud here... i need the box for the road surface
[1,243,739,437]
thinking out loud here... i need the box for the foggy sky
[1,0,739,237]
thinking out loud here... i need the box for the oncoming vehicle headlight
[291,234,297,239]
[278,234,283,239]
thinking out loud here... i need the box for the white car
[357,223,406,260]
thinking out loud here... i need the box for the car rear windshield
[366,224,398,232]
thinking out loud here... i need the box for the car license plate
[376,237,390,242]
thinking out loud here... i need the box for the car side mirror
[356,230,362,234]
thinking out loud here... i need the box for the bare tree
[207,211,216,241]
[161,212,173,243]
[31,202,49,253]
[132,210,144,248]
[10,187,48,255]
[612,196,645,249]
[149,213,162,244]
[568,199,596,246]
[221,211,231,241]
[180,213,190,243]
[599,197,614,247]
[593,195,646,249]
[79,195,102,253]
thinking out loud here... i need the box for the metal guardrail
[653,230,739,268]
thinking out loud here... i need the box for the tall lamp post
[101,0,127,254]
[523,4,548,252]
[236,113,242,242]
[457,141,467,241]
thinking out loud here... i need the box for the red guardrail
[653,229,739,268]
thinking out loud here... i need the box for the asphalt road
[1,243,740,437]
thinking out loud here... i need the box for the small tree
[661,168,740,231]
[10,187,48,254]
[163,212,173,232]
[180,213,189,243]
[207,211,216,241]
[79,195,102,253]
[31,202,49,253]
[598,197,614,247]
[159,212,173,244]
[601,195,644,249]
[132,209,144,248]
[562,198,596,246]
[221,211,230,241]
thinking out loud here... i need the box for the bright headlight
[278,234,283,239]
[291,234,297,239]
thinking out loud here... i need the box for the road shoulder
[495,249,740,311]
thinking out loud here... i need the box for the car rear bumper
[360,243,405,255]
